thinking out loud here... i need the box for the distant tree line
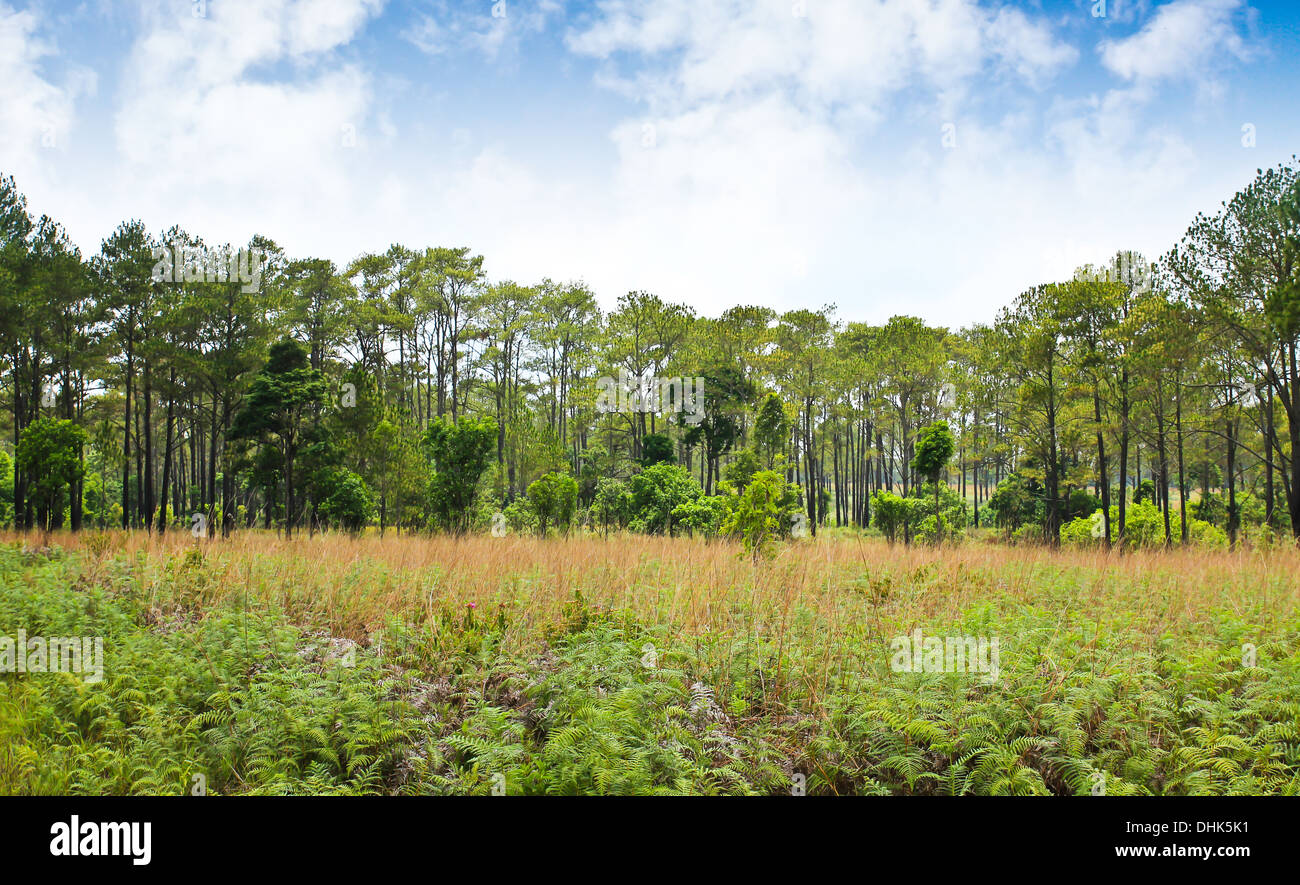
[1,157,1297,548]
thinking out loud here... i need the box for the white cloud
[110,0,383,246]
[0,3,94,186]
[549,0,1098,322]
[404,0,562,61]
[1099,0,1251,83]
[985,7,1080,87]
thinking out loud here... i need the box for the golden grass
[10,528,1298,655]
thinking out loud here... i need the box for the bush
[907,482,969,544]
[423,415,497,534]
[640,434,675,466]
[526,472,579,536]
[628,464,702,535]
[871,486,967,545]
[1060,501,1231,550]
[1191,493,1226,526]
[590,477,631,533]
[721,470,802,559]
[722,450,760,491]
[671,494,733,537]
[318,468,375,534]
[1065,488,1100,521]
[988,473,1043,534]
[1060,514,1098,546]
[503,498,537,535]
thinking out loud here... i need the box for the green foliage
[721,470,801,559]
[229,338,329,534]
[627,463,701,535]
[16,417,87,531]
[525,472,578,536]
[589,477,631,533]
[988,473,1043,534]
[640,434,674,466]
[0,449,14,527]
[870,491,909,544]
[0,546,416,795]
[423,415,497,534]
[1062,502,1229,550]
[753,393,790,468]
[907,483,969,544]
[1065,488,1100,521]
[671,494,733,537]
[721,449,759,491]
[1060,514,1099,546]
[4,545,1300,796]
[423,623,754,795]
[910,420,955,482]
[318,469,375,534]
[1134,479,1157,505]
[1191,493,1227,526]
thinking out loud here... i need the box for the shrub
[526,472,579,536]
[590,477,631,534]
[318,469,374,534]
[628,464,701,535]
[907,483,969,544]
[671,494,733,537]
[871,491,909,543]
[722,449,760,491]
[987,473,1043,534]
[1060,514,1098,546]
[423,415,497,534]
[722,470,802,559]
[1065,488,1100,521]
[640,434,675,466]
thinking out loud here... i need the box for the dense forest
[2,158,1297,550]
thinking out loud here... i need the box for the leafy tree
[671,494,733,537]
[911,419,955,542]
[229,338,328,537]
[423,414,497,534]
[722,469,801,560]
[16,417,87,532]
[627,463,701,535]
[753,392,790,469]
[1165,158,1300,541]
[722,449,760,491]
[871,490,910,544]
[318,469,374,535]
[590,477,631,536]
[641,433,674,466]
[526,471,578,536]
[987,473,1042,536]
[993,286,1072,545]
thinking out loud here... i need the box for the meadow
[2,529,1297,796]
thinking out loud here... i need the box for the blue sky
[2,0,1298,325]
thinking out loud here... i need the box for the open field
[3,531,1298,795]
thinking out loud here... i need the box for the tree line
[1,157,1297,548]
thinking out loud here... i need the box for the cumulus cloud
[111,0,384,244]
[569,0,1075,114]
[552,0,1096,321]
[1099,0,1251,83]
[0,3,94,186]
[985,6,1080,87]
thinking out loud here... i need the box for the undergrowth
[2,541,1298,795]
